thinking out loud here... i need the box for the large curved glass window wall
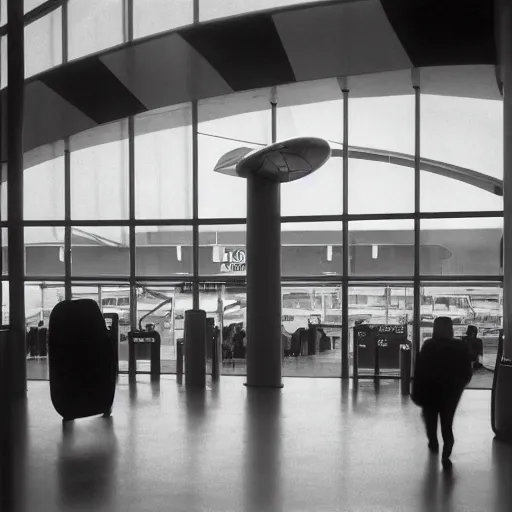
[0,53,503,386]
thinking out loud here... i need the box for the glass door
[282,282,342,377]
[72,283,131,370]
[348,283,413,377]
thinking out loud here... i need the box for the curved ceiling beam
[215,144,503,196]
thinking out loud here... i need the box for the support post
[192,101,199,310]
[245,174,282,388]
[341,88,349,379]
[413,84,421,370]
[6,0,26,399]
[495,0,512,442]
[184,309,206,387]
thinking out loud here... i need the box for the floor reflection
[244,389,283,512]
[0,399,28,512]
[150,376,161,399]
[184,387,207,427]
[57,418,118,510]
[492,439,512,512]
[11,377,512,512]
[420,456,456,512]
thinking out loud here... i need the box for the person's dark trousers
[422,393,462,459]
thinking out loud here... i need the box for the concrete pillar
[6,0,26,399]
[495,0,512,442]
[245,174,282,388]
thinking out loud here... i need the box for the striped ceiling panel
[0,0,498,161]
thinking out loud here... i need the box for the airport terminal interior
[1,1,512,511]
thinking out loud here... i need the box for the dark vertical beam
[246,174,282,388]
[341,89,349,380]
[271,100,277,144]
[62,0,68,63]
[63,1,70,300]
[128,116,137,331]
[0,37,2,322]
[245,99,282,388]
[7,0,26,397]
[63,1,69,299]
[191,0,200,308]
[64,140,71,299]
[191,4,200,309]
[493,0,512,443]
[126,0,134,42]
[192,101,199,309]
[413,85,421,361]
[0,274,2,327]
[502,0,512,362]
[193,0,200,23]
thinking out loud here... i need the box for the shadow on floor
[57,417,118,510]
[244,388,283,512]
[0,399,28,512]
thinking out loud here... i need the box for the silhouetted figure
[27,327,38,357]
[281,325,291,357]
[38,320,48,358]
[318,329,331,352]
[290,329,302,356]
[233,327,246,358]
[222,325,234,360]
[412,316,472,469]
[462,325,483,370]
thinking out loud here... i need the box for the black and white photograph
[1,1,512,511]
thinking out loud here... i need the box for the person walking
[462,325,484,370]
[412,316,472,469]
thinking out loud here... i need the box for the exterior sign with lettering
[220,248,246,273]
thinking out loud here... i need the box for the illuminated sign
[220,248,246,273]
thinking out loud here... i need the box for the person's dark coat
[233,331,246,358]
[412,337,472,407]
[462,335,484,365]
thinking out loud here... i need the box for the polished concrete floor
[1,376,511,512]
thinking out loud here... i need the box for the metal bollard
[212,334,221,381]
[353,327,359,380]
[176,339,184,377]
[184,310,206,388]
[400,343,412,395]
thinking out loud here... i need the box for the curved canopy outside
[215,144,503,196]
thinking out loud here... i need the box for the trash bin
[128,331,161,378]
[400,343,412,395]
